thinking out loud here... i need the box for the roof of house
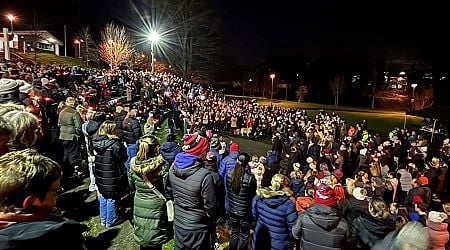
[13,30,64,46]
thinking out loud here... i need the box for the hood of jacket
[307,203,341,231]
[160,141,181,154]
[226,151,239,160]
[358,213,390,237]
[427,220,448,231]
[131,155,166,179]
[92,134,116,152]
[256,187,290,208]
[172,152,203,179]
[0,219,87,248]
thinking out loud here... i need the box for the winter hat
[444,139,449,146]
[19,82,32,94]
[352,187,367,201]
[41,77,49,86]
[210,136,220,148]
[230,143,239,152]
[418,176,429,185]
[306,157,314,164]
[182,133,209,156]
[360,148,367,155]
[314,183,337,207]
[323,148,331,155]
[429,211,445,223]
[0,78,19,95]
[413,195,423,203]
[206,151,216,162]
[293,163,301,172]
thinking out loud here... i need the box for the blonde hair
[2,110,38,149]
[97,121,117,138]
[346,178,356,196]
[136,135,160,161]
[394,222,429,250]
[0,148,62,212]
[369,198,389,220]
[270,174,288,192]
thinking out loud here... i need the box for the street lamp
[411,83,418,111]
[270,74,275,102]
[74,39,81,58]
[108,39,113,70]
[6,14,15,32]
[149,32,160,74]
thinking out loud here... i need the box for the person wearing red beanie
[182,133,209,159]
[229,143,239,153]
[169,133,216,249]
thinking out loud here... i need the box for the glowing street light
[74,39,82,58]
[411,83,418,111]
[108,39,114,70]
[270,74,276,103]
[148,32,160,74]
[6,14,15,32]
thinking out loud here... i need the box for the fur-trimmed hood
[130,154,166,180]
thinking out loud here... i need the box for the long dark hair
[231,153,250,193]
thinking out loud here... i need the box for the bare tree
[163,0,221,82]
[413,85,434,110]
[296,85,308,102]
[330,74,345,107]
[98,22,134,69]
[77,26,98,67]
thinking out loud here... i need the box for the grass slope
[15,52,85,66]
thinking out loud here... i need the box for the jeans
[97,192,118,227]
[125,143,137,171]
[229,214,251,250]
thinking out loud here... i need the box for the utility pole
[64,25,67,57]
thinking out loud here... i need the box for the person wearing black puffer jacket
[351,198,395,249]
[122,109,142,171]
[159,133,182,165]
[92,121,127,228]
[226,153,257,250]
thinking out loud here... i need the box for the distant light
[270,74,275,79]
[249,79,253,82]
[149,32,160,43]
[411,83,418,88]
[80,39,84,43]
[441,76,446,80]
[74,39,80,44]
[399,71,406,76]
[6,14,15,21]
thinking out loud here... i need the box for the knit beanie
[314,183,337,207]
[0,78,19,103]
[230,143,239,152]
[182,133,209,157]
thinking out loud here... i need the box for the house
[0,30,63,56]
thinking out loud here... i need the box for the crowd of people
[1,60,450,250]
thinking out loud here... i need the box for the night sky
[1,0,449,66]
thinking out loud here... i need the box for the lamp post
[270,74,275,103]
[149,32,160,74]
[6,14,15,33]
[108,39,113,70]
[74,39,81,58]
[411,83,417,111]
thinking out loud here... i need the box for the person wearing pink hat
[293,183,351,249]
[168,133,216,250]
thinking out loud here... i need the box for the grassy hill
[13,52,85,67]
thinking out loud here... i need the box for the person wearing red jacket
[427,211,449,250]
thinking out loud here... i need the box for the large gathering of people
[1,60,450,250]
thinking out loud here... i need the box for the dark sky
[1,0,448,65]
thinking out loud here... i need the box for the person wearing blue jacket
[159,133,181,165]
[219,142,240,213]
[252,174,297,250]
